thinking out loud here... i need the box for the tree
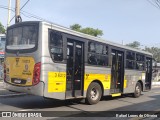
[145,46,160,62]
[126,41,140,49]
[70,24,103,37]
[0,22,5,34]
[126,41,160,62]
[70,24,81,31]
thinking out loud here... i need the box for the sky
[0,0,160,47]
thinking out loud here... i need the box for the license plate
[14,79,21,84]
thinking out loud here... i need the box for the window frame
[6,22,39,54]
[125,51,136,69]
[87,41,109,67]
[135,53,145,71]
[48,29,64,63]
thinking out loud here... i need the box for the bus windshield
[6,25,38,50]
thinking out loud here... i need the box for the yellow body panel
[111,93,121,97]
[48,72,66,92]
[47,72,128,93]
[142,73,146,80]
[124,80,127,88]
[5,57,35,86]
[124,76,127,89]
[84,74,111,91]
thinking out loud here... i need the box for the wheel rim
[90,88,99,100]
[136,85,141,95]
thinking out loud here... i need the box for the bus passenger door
[145,57,152,90]
[110,50,124,94]
[66,39,84,98]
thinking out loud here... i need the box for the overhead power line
[20,0,30,10]
[10,0,30,22]
[10,0,30,23]
[155,0,160,8]
[146,0,160,9]
[0,5,14,12]
[0,5,52,24]
[0,0,30,23]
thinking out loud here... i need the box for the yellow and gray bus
[4,21,152,104]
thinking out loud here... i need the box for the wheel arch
[137,80,143,91]
[88,80,104,96]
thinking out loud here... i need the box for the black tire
[132,82,142,98]
[85,82,102,105]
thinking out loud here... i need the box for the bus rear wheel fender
[137,80,143,91]
[85,81,102,105]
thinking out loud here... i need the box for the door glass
[66,42,74,91]
[66,39,84,97]
[145,58,152,89]
[111,50,124,93]
[111,51,116,90]
[74,43,82,90]
[117,53,123,90]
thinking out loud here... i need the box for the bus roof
[43,21,152,56]
[9,21,153,56]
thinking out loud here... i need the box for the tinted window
[49,31,63,61]
[88,42,96,53]
[136,54,144,61]
[95,44,103,54]
[126,51,135,69]
[103,46,108,55]
[136,54,145,70]
[126,51,135,60]
[126,60,135,69]
[7,26,38,50]
[88,41,108,66]
[50,32,63,47]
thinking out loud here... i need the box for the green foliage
[70,24,103,37]
[0,22,5,34]
[126,41,140,49]
[145,47,160,62]
[126,41,160,62]
[70,24,81,31]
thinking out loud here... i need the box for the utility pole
[122,40,124,45]
[15,0,22,23]
[7,0,11,27]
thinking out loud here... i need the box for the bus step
[111,93,121,97]
[66,96,85,99]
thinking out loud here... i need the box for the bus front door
[145,57,152,90]
[66,39,84,98]
[110,50,124,94]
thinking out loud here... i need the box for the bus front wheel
[132,82,142,98]
[85,82,102,105]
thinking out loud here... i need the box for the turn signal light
[32,62,41,85]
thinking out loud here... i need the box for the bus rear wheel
[85,82,102,105]
[132,82,142,98]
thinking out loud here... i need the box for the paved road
[0,81,3,88]
[0,83,160,119]
[0,82,26,97]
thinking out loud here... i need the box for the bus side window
[88,41,108,66]
[49,31,63,61]
[88,53,97,65]
[136,54,145,70]
[126,51,135,69]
